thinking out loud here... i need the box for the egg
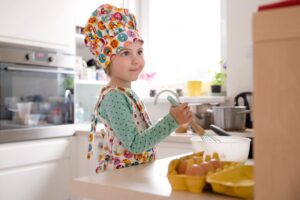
[201,161,215,175]
[186,164,205,176]
[177,160,188,174]
[193,156,203,165]
[177,159,194,174]
[212,152,220,160]
[209,158,222,170]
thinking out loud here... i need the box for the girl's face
[109,41,145,87]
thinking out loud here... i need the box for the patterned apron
[87,86,156,173]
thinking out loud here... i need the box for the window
[138,0,221,87]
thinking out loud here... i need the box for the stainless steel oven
[0,43,76,142]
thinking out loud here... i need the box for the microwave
[0,43,76,142]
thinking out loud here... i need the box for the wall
[225,0,277,104]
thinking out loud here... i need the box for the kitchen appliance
[0,43,75,142]
[234,92,253,128]
[212,106,250,131]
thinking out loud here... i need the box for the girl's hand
[169,102,193,125]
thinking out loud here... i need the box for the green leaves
[212,72,226,85]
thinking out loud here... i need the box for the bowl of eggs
[190,136,251,163]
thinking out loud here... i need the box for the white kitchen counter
[70,154,242,200]
[74,123,253,144]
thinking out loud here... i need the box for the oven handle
[2,66,75,75]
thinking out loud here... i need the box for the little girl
[84,4,192,173]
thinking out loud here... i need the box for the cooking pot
[195,113,213,129]
[194,103,218,129]
[211,106,251,131]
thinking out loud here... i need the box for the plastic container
[206,165,254,198]
[187,81,202,96]
[24,114,40,125]
[17,102,32,118]
[190,136,251,163]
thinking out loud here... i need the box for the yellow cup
[187,81,203,96]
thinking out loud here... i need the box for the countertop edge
[70,153,248,200]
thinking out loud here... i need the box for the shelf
[142,96,227,105]
[75,80,108,85]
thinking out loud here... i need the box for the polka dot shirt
[99,90,178,154]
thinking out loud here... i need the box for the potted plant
[210,60,227,93]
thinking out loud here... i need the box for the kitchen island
[70,154,246,200]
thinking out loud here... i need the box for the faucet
[154,89,180,105]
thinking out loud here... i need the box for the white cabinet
[0,0,75,53]
[156,142,193,159]
[0,137,74,200]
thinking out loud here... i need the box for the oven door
[0,63,75,141]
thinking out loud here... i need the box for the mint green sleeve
[99,91,178,154]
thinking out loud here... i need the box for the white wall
[225,0,277,104]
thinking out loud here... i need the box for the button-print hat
[84,4,143,69]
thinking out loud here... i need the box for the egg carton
[167,152,241,193]
[206,165,254,198]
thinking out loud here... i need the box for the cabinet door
[253,6,300,200]
[0,160,71,200]
[0,138,72,200]
[0,0,75,51]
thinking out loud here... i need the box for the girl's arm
[100,91,178,154]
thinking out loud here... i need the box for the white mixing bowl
[190,136,251,163]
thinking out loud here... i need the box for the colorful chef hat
[84,4,143,69]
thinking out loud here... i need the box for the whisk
[200,133,221,143]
